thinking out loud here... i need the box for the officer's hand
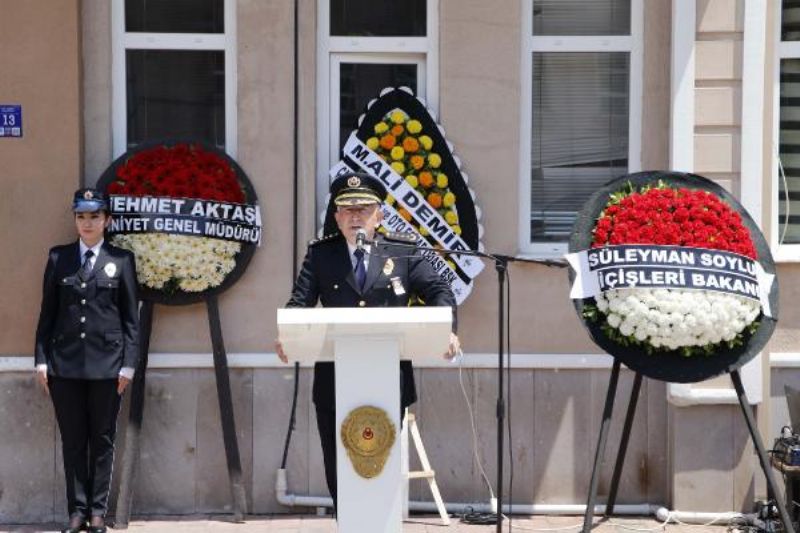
[445,332,461,360]
[36,369,49,395]
[275,340,288,363]
[117,375,131,395]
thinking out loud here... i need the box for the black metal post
[730,370,795,533]
[495,258,507,533]
[582,359,622,533]
[114,300,154,528]
[206,295,248,521]
[605,372,643,516]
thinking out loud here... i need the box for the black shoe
[87,517,107,533]
[61,516,87,533]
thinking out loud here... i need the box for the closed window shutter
[533,0,630,36]
[780,58,800,244]
[531,52,629,242]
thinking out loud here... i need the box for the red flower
[108,143,245,203]
[592,186,756,259]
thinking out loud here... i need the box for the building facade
[1,0,799,523]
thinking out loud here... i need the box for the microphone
[356,228,367,251]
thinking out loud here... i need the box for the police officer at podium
[34,188,140,533]
[275,171,459,511]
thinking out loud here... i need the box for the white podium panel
[335,337,402,533]
[277,306,452,364]
[276,306,452,533]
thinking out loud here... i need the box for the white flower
[111,233,241,293]
[597,288,761,351]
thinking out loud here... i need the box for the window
[316,0,438,217]
[776,1,800,257]
[520,0,642,257]
[111,0,237,157]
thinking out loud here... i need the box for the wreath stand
[569,171,785,533]
[95,140,259,527]
[581,363,794,533]
[113,295,248,527]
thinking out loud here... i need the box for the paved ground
[0,514,736,533]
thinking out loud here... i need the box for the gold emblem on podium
[340,405,396,479]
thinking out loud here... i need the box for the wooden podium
[277,306,452,533]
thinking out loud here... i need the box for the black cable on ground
[461,507,499,525]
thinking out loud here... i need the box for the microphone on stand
[356,228,368,252]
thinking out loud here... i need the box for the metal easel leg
[207,295,248,521]
[583,359,622,533]
[605,372,643,516]
[114,300,154,528]
[731,370,795,533]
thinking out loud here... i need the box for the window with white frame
[776,1,800,256]
[111,0,237,157]
[316,0,438,216]
[520,0,642,256]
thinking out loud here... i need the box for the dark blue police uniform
[34,189,139,532]
[284,172,457,509]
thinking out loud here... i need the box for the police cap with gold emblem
[331,172,387,207]
[72,188,108,213]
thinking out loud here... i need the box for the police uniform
[284,172,456,508]
[34,189,139,532]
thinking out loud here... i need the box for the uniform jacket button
[80,332,86,339]
[358,300,366,307]
[81,299,86,305]
[80,316,86,323]
[81,282,87,288]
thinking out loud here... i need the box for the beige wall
[0,0,82,355]
[4,0,793,521]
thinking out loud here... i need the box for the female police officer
[34,188,139,533]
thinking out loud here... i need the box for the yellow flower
[407,119,423,134]
[445,210,458,225]
[428,153,442,168]
[452,225,462,235]
[375,122,389,134]
[391,161,406,175]
[366,137,379,150]
[405,174,419,188]
[390,146,405,160]
[390,110,407,124]
[419,135,433,151]
[443,191,456,207]
[419,226,429,236]
[386,194,395,205]
[436,173,448,188]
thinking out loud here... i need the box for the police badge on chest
[390,276,406,296]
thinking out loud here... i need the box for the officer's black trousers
[49,377,121,520]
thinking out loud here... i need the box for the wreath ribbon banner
[378,202,474,301]
[108,194,263,246]
[566,244,774,317]
[338,133,485,279]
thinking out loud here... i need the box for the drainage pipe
[276,469,748,524]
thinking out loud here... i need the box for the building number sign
[0,105,22,138]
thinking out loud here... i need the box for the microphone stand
[369,238,565,531]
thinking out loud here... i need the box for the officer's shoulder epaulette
[308,233,341,247]
[382,231,417,244]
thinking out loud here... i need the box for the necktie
[353,249,366,291]
[81,250,94,279]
